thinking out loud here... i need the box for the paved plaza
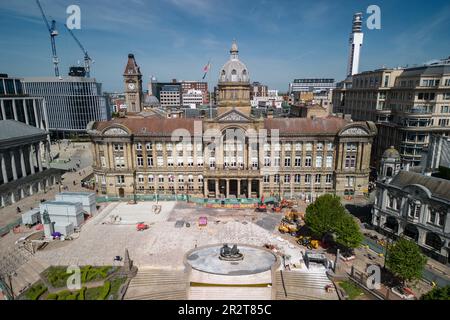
[32,202,304,270]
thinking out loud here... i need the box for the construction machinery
[278,210,302,235]
[255,203,267,213]
[297,236,320,250]
[278,221,298,234]
[64,24,93,77]
[36,0,60,77]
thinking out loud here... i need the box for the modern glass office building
[23,76,111,137]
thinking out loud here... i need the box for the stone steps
[274,270,338,300]
[188,286,272,300]
[124,269,188,300]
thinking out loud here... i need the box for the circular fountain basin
[186,245,277,276]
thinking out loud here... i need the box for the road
[363,236,450,287]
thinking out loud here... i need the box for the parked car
[391,286,415,300]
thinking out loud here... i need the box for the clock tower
[123,53,143,113]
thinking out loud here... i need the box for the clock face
[128,83,136,90]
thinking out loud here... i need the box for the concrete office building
[332,58,450,167]
[160,85,182,109]
[182,89,204,108]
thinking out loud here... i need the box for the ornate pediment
[341,127,369,136]
[103,127,129,136]
[216,109,251,123]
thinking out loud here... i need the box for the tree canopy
[305,194,363,249]
[386,237,427,283]
[420,285,450,300]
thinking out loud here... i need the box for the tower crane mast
[36,0,60,77]
[64,24,93,77]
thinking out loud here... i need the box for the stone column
[259,178,263,198]
[29,145,35,175]
[0,153,8,183]
[204,179,208,198]
[237,179,241,198]
[10,150,18,181]
[23,100,29,125]
[248,179,252,198]
[226,179,230,198]
[0,100,6,120]
[19,147,27,178]
[12,99,18,120]
[36,143,43,172]
[45,142,51,167]
[215,179,219,198]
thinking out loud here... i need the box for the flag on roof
[202,61,211,79]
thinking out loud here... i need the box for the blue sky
[0,0,449,92]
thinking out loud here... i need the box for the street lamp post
[132,170,137,204]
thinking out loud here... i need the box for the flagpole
[208,60,212,119]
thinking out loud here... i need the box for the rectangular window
[294,174,301,183]
[263,175,270,183]
[147,156,153,167]
[326,174,332,184]
[284,157,291,167]
[116,175,125,184]
[345,156,356,169]
[274,174,280,183]
[284,175,290,183]
[326,156,333,168]
[315,174,321,184]
[305,156,312,167]
[137,156,144,167]
[136,143,142,151]
[113,144,124,151]
[305,174,311,184]
[115,156,125,168]
[315,156,322,168]
[295,157,302,167]
[274,157,280,167]
[146,142,153,151]
[305,143,313,152]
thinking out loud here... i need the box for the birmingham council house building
[88,41,377,201]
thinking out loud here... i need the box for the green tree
[335,213,364,249]
[420,285,450,300]
[304,194,363,249]
[386,238,427,284]
[305,194,345,235]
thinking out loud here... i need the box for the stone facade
[372,170,450,264]
[0,120,60,208]
[88,41,377,202]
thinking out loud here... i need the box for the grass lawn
[339,280,365,300]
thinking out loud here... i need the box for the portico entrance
[204,178,261,199]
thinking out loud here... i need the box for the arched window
[425,232,443,251]
[231,69,237,81]
[386,167,393,177]
[404,224,419,241]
